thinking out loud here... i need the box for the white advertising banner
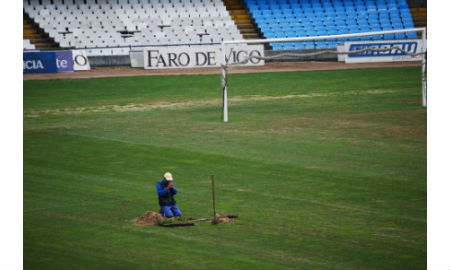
[143,45,264,69]
[130,50,144,68]
[344,39,424,63]
[72,50,91,70]
[336,44,345,62]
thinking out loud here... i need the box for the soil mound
[133,211,165,226]
[213,213,236,224]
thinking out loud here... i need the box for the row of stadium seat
[244,0,417,50]
[25,0,219,5]
[24,0,243,55]
[248,0,408,9]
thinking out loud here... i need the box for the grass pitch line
[24,89,396,118]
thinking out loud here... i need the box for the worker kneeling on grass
[156,172,182,218]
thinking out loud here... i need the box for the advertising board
[344,39,424,63]
[143,45,264,69]
[23,52,58,74]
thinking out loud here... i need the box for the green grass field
[23,67,426,270]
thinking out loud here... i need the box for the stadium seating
[23,0,243,56]
[245,0,418,50]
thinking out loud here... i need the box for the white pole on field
[421,28,427,107]
[221,42,228,122]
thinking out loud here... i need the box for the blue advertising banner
[23,52,57,74]
[348,41,418,57]
[343,39,424,63]
[23,51,74,73]
[55,51,74,72]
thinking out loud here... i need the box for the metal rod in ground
[211,174,216,217]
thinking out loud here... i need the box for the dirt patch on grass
[213,213,237,224]
[133,211,165,226]
[133,211,237,226]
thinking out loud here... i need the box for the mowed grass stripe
[24,131,424,227]
[24,67,425,270]
[23,67,420,110]
[23,130,426,268]
[23,88,409,117]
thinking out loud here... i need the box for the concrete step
[222,0,262,40]
[228,4,241,9]
[29,38,53,44]
[234,18,252,24]
[24,12,60,49]
[240,28,257,34]
[23,29,38,34]
[410,7,427,27]
[229,9,247,15]
[231,14,250,20]
[237,23,254,29]
[23,33,46,39]
[34,43,56,49]
[413,18,427,23]
[223,0,240,4]
[412,15,427,19]
[410,7,427,12]
[243,33,259,39]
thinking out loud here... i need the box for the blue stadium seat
[371,34,382,40]
[370,24,382,31]
[403,21,415,28]
[272,10,284,17]
[327,29,339,35]
[368,18,379,24]
[303,43,314,50]
[406,32,417,39]
[244,0,415,50]
[285,13,296,19]
[284,43,296,50]
[271,43,283,50]
[392,22,404,29]
[295,43,306,49]
[383,33,395,39]
[286,30,296,37]
[390,13,402,20]
[395,33,406,39]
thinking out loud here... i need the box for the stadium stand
[223,0,263,39]
[23,0,244,56]
[23,14,59,50]
[244,0,418,50]
[410,7,426,27]
[23,0,424,55]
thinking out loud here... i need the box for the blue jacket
[156,179,178,206]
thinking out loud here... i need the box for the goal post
[221,27,427,123]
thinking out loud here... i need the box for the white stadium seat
[25,0,243,56]
[23,39,36,50]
